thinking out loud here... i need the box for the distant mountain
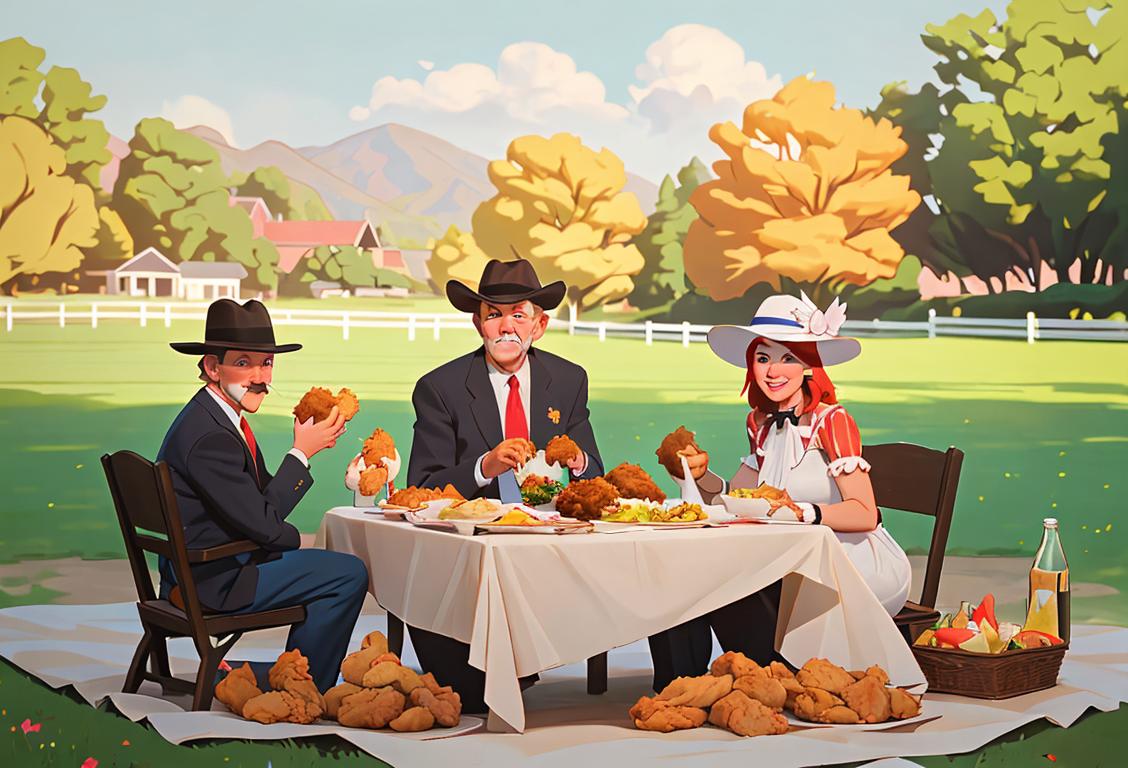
[182,124,658,245]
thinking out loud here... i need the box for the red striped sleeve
[818,406,863,462]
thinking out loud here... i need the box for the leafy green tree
[236,166,331,221]
[114,118,279,291]
[277,245,411,296]
[0,38,45,117]
[629,157,710,309]
[0,116,99,287]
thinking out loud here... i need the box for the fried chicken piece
[708,690,788,736]
[733,674,787,711]
[777,676,806,710]
[362,428,396,466]
[410,686,462,727]
[419,672,444,695]
[791,687,845,721]
[337,686,406,729]
[629,695,707,733]
[243,689,319,725]
[656,674,733,708]
[554,476,619,521]
[768,661,796,681]
[267,649,324,719]
[323,682,365,720]
[372,652,400,665]
[294,387,359,424]
[889,687,922,719]
[361,661,424,694]
[604,462,667,502]
[544,435,581,466]
[848,665,891,686]
[389,705,435,732]
[818,705,862,724]
[841,675,891,723]
[215,662,262,717]
[520,474,550,491]
[358,466,389,496]
[710,651,766,679]
[796,658,856,696]
[656,426,698,479]
[341,644,388,686]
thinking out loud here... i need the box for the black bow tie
[770,409,800,429]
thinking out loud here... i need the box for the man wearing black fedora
[406,258,605,710]
[158,298,369,692]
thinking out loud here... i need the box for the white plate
[720,494,804,522]
[475,521,593,535]
[784,700,936,731]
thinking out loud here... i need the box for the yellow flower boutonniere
[547,407,560,425]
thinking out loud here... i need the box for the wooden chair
[101,450,306,711]
[863,443,964,643]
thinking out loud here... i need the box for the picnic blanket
[1,602,1126,767]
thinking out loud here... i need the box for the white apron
[755,417,912,616]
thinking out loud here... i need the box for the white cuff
[741,454,759,470]
[796,501,817,524]
[473,453,491,488]
[287,448,309,468]
[827,456,872,477]
[570,451,589,476]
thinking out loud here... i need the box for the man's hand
[480,438,535,479]
[565,451,586,475]
[677,445,709,481]
[293,405,346,459]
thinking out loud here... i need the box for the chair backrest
[101,450,207,625]
[862,442,964,609]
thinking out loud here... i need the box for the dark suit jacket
[408,347,604,499]
[157,387,312,611]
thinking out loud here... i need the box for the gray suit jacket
[407,347,604,499]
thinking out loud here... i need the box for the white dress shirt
[204,386,308,468]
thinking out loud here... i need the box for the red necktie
[504,375,529,441]
[240,416,260,479]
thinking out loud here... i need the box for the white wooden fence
[2,301,1126,344]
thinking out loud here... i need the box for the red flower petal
[1045,756,1057,762]
[20,719,41,734]
[81,758,99,768]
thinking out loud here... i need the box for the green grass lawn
[0,318,1125,621]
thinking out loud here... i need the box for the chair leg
[191,648,222,712]
[387,613,404,657]
[150,631,173,678]
[587,652,608,695]
[123,629,154,694]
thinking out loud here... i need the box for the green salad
[521,479,565,506]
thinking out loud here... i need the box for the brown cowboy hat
[446,258,566,313]
[170,299,302,355]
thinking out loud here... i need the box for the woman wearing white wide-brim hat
[649,292,914,690]
[682,292,911,615]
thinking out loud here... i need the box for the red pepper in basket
[933,627,976,647]
[972,593,998,631]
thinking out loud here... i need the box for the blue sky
[9,0,1007,180]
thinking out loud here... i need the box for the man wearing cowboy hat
[405,258,605,710]
[158,299,369,691]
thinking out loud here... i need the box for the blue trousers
[162,549,369,692]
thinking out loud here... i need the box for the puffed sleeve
[742,410,762,470]
[817,406,872,477]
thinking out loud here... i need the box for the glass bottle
[1025,517,1070,643]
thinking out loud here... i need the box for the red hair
[741,337,837,414]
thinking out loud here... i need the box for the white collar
[204,385,243,431]
[485,353,531,388]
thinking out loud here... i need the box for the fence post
[342,311,350,341]
[164,303,172,328]
[568,303,576,335]
[4,304,11,332]
[598,321,606,342]
[1026,311,1037,344]
[433,315,441,341]
[645,320,653,346]
[59,302,66,328]
[139,303,147,328]
[682,321,690,347]
[91,303,98,329]
[928,308,936,339]
[408,314,416,341]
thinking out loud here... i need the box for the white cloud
[418,59,435,71]
[160,94,238,146]
[346,27,780,182]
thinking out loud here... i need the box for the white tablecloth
[317,507,925,732]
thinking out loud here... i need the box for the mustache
[491,333,523,344]
[245,383,269,394]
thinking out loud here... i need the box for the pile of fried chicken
[215,631,462,732]
[294,387,360,424]
[385,484,464,508]
[553,462,669,521]
[357,428,397,496]
[629,652,921,736]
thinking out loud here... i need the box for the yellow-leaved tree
[429,134,647,314]
[0,115,98,286]
[685,76,920,304]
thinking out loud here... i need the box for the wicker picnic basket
[912,642,1068,699]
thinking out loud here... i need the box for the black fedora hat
[170,299,302,355]
[446,258,566,314]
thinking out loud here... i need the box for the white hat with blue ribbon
[707,291,861,367]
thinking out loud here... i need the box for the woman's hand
[677,445,709,481]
